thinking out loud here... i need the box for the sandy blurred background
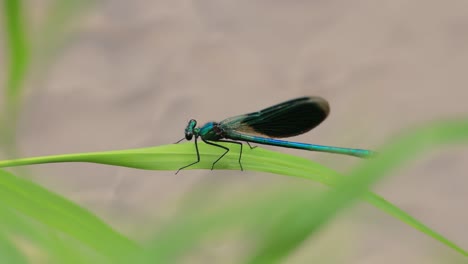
[2,0,468,263]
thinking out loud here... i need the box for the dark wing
[220,96,330,138]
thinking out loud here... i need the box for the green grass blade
[247,118,468,262]
[0,200,123,264]
[2,0,30,154]
[0,229,28,264]
[133,188,322,263]
[0,142,340,186]
[0,119,467,260]
[3,0,29,107]
[365,193,467,257]
[0,169,140,262]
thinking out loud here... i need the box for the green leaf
[247,118,468,262]
[2,0,30,154]
[0,118,467,261]
[0,229,28,264]
[0,142,339,185]
[0,169,140,262]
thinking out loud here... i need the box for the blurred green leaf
[2,0,30,154]
[0,229,28,264]
[0,119,467,262]
[247,118,468,263]
[3,0,29,104]
[1,0,95,157]
[0,169,141,262]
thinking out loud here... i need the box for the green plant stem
[2,0,30,156]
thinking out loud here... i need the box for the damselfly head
[184,119,197,140]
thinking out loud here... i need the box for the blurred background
[1,0,468,263]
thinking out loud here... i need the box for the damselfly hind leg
[246,142,257,150]
[203,139,244,171]
[217,140,244,171]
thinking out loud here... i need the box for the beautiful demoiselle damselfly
[177,97,374,173]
